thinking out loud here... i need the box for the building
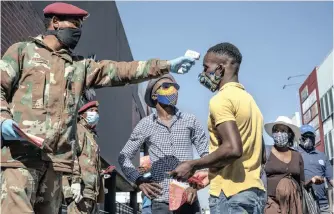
[298,50,334,163]
[299,67,324,152]
[316,50,334,163]
[1,1,147,213]
[290,112,302,148]
[291,112,302,127]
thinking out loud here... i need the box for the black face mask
[300,135,316,151]
[46,28,82,50]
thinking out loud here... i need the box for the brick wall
[1,1,44,56]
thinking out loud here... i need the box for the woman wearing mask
[263,116,304,214]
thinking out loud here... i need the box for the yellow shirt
[208,82,265,197]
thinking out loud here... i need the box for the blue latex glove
[1,119,23,141]
[168,56,196,74]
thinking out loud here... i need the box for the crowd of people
[0,2,333,214]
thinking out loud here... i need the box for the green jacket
[0,35,170,175]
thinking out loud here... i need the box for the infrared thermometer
[177,50,201,74]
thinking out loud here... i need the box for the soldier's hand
[70,183,83,203]
[1,119,24,141]
[168,56,195,74]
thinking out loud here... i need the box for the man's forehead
[204,52,223,64]
[204,52,231,64]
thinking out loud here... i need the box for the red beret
[43,2,89,19]
[78,101,99,114]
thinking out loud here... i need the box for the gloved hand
[70,183,83,203]
[168,56,196,74]
[1,119,23,141]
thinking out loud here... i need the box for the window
[308,115,320,130]
[303,110,312,124]
[315,129,320,144]
[320,87,334,121]
[302,90,317,114]
[323,117,333,135]
[310,102,319,119]
[300,86,309,103]
[324,130,334,161]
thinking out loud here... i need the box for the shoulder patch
[318,159,325,166]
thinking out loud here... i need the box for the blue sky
[116,1,333,209]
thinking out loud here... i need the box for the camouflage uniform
[0,36,170,213]
[62,118,102,214]
[0,165,62,214]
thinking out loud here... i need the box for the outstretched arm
[85,57,195,88]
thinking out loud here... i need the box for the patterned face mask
[198,66,224,92]
[272,132,290,148]
[155,83,179,106]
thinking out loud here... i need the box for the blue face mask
[154,83,179,106]
[156,94,178,106]
[86,112,99,126]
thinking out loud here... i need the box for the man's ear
[217,64,225,76]
[52,16,60,29]
[151,94,157,100]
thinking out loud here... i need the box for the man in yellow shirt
[170,43,266,214]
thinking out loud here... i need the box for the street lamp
[287,74,307,80]
[282,83,302,90]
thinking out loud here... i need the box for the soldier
[0,2,196,214]
[63,91,102,214]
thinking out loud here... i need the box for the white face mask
[85,111,99,126]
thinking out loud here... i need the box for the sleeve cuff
[71,176,82,184]
[215,118,236,127]
[0,109,13,121]
[159,60,170,74]
[130,171,142,184]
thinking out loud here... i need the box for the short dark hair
[43,17,52,30]
[207,42,242,64]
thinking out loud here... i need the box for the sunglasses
[160,82,180,90]
[301,135,315,140]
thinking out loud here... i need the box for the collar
[30,35,73,63]
[78,118,97,134]
[298,145,318,154]
[152,108,182,121]
[219,82,245,92]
